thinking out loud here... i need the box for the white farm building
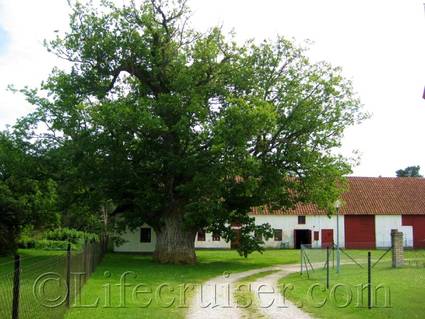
[114,177,425,252]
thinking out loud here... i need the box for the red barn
[250,177,425,249]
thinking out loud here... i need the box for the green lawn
[0,249,69,319]
[2,249,424,319]
[64,249,299,319]
[0,248,98,319]
[0,249,298,319]
[280,262,425,319]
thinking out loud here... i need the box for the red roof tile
[250,177,425,216]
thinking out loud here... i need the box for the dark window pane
[140,228,151,243]
[212,233,220,241]
[197,230,206,241]
[274,229,282,241]
[298,216,306,224]
[314,231,319,241]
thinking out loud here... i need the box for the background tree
[0,133,58,255]
[396,165,422,177]
[12,0,366,263]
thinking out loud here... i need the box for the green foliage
[44,227,99,243]
[0,133,58,255]
[396,165,422,177]
[33,239,74,251]
[208,214,274,258]
[17,238,72,250]
[17,227,98,250]
[17,236,36,249]
[9,0,366,261]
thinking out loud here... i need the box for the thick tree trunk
[153,212,197,264]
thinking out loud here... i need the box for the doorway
[294,229,312,249]
[231,229,241,249]
[321,229,334,248]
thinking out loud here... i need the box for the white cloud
[0,0,424,177]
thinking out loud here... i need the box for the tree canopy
[8,0,366,263]
[0,133,58,255]
[396,165,422,178]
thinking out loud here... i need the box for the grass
[2,248,424,319]
[280,259,425,319]
[0,249,70,319]
[0,247,101,319]
[64,249,299,319]
[0,249,299,319]
[234,270,280,319]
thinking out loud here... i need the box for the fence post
[300,245,303,275]
[83,240,87,282]
[391,229,404,268]
[326,246,330,289]
[91,242,95,273]
[368,251,372,309]
[66,242,71,308]
[12,254,21,319]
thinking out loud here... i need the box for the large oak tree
[14,0,365,263]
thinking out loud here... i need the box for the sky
[0,0,424,177]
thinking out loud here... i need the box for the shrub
[34,239,70,250]
[18,238,81,251]
[44,228,99,244]
[16,228,99,251]
[17,236,36,249]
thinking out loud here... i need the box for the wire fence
[0,238,107,319]
[301,243,425,273]
[299,243,425,308]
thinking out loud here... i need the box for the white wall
[194,232,231,249]
[114,224,157,252]
[114,216,347,252]
[253,215,345,248]
[375,215,413,247]
[114,225,231,252]
[114,214,415,252]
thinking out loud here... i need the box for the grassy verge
[279,263,425,319]
[65,250,299,319]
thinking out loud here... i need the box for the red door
[321,229,334,248]
[402,215,425,248]
[345,215,375,249]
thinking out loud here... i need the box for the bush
[34,239,71,250]
[44,228,99,244]
[17,236,36,249]
[16,227,99,251]
[18,238,81,251]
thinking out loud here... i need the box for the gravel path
[186,264,313,319]
[250,265,313,319]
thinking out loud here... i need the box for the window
[314,231,319,241]
[140,228,151,243]
[298,216,306,224]
[212,233,220,241]
[273,229,283,241]
[197,230,206,241]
